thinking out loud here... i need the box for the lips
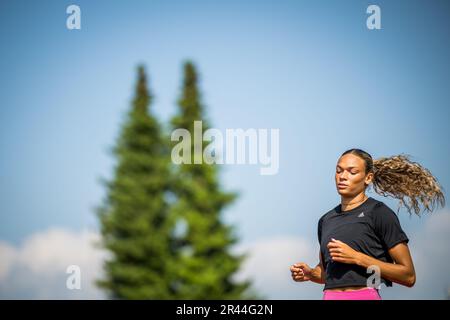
[337,183,348,188]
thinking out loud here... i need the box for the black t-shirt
[317,197,409,290]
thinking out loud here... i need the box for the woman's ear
[365,172,374,186]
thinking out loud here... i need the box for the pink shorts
[323,287,381,300]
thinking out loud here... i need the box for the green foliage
[169,61,259,299]
[97,66,174,299]
[97,62,260,300]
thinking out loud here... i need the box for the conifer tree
[97,65,173,299]
[170,61,258,299]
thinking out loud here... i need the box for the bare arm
[310,252,326,284]
[355,242,416,287]
[290,252,325,285]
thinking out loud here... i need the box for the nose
[338,171,348,180]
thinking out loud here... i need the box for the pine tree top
[133,65,153,114]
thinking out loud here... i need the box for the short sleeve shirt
[317,197,409,290]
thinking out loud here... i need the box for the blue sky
[1,0,449,299]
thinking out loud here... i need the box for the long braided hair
[342,149,445,216]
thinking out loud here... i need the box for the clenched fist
[290,262,312,282]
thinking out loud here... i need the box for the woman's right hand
[290,262,312,282]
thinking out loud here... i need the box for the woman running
[290,148,445,300]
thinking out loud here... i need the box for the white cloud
[0,228,107,299]
[0,241,16,282]
[1,229,325,300]
[233,236,324,299]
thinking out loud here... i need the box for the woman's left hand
[327,238,361,265]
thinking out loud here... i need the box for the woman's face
[335,154,372,197]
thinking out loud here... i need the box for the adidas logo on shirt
[358,212,365,218]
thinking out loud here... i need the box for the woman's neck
[341,193,368,212]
